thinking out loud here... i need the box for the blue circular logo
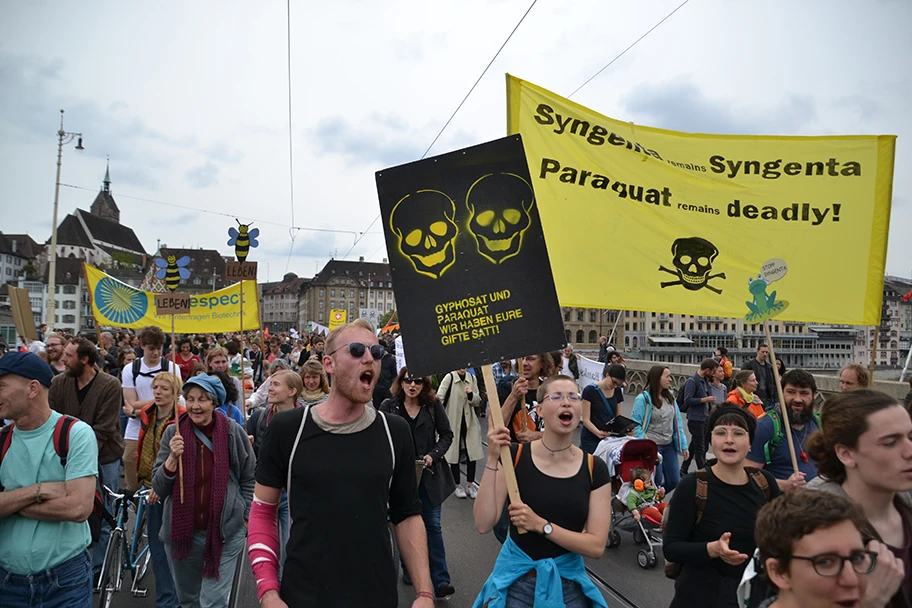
[94,277,148,325]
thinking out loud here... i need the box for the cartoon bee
[227,220,260,262]
[154,255,191,291]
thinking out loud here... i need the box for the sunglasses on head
[328,342,385,360]
[403,377,425,385]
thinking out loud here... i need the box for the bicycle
[95,486,152,607]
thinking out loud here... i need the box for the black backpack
[131,357,170,384]
[0,415,114,545]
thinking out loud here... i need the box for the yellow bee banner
[328,308,347,330]
[84,264,259,332]
[506,75,895,326]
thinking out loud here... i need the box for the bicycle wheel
[97,529,123,608]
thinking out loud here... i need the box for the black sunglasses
[328,342,385,360]
[403,377,425,385]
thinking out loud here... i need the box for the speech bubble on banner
[376,134,565,377]
[761,259,788,284]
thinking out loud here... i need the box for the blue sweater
[473,535,608,608]
[630,391,688,453]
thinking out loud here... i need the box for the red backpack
[0,416,114,542]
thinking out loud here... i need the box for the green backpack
[762,409,821,465]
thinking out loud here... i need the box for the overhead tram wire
[340,0,539,262]
[568,0,691,98]
[285,0,298,273]
[58,182,364,243]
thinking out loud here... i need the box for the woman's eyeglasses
[327,342,385,360]
[545,392,581,402]
[789,550,877,577]
[403,377,425,385]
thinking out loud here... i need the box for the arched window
[625,336,630,347]
[576,329,584,343]
[565,329,571,343]
[588,330,597,343]
[633,337,639,349]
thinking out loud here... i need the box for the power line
[342,0,539,261]
[57,182,367,241]
[568,0,691,98]
[285,0,297,273]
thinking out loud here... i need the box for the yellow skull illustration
[389,189,458,279]
[466,172,534,264]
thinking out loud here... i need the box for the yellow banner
[328,308,347,330]
[85,264,259,332]
[507,75,895,326]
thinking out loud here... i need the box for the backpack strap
[54,415,78,467]
[287,405,311,510]
[763,410,782,465]
[377,411,395,490]
[587,453,595,487]
[694,470,709,525]
[132,358,142,384]
[745,466,771,500]
[513,443,523,469]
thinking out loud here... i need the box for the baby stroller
[604,438,663,569]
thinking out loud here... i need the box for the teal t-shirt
[0,411,98,574]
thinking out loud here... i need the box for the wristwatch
[542,521,553,536]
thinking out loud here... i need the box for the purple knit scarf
[170,411,230,579]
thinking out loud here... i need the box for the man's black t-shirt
[508,443,610,560]
[255,406,422,607]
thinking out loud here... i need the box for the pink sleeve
[247,497,281,601]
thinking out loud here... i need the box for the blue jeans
[419,483,451,591]
[654,442,681,492]
[166,529,246,608]
[506,572,592,608]
[147,500,179,608]
[0,550,93,608]
[278,489,289,572]
[93,460,122,572]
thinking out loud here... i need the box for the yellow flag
[85,264,259,331]
[328,308,348,330]
[507,75,894,325]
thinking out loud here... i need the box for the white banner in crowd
[395,335,407,374]
[577,355,603,392]
[310,322,329,336]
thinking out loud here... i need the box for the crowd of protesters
[2,324,912,608]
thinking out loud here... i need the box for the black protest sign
[376,135,565,377]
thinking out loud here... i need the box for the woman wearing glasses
[379,367,456,599]
[439,368,482,499]
[806,390,909,607]
[474,374,611,608]
[754,489,883,608]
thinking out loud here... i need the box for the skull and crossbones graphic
[659,237,726,295]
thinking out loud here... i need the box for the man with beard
[746,369,820,492]
[248,319,433,608]
[43,333,66,375]
[48,337,124,576]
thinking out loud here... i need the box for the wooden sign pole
[481,365,526,534]
[239,278,248,417]
[170,313,184,503]
[764,325,799,474]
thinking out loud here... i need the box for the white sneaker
[455,485,467,499]
[467,482,479,499]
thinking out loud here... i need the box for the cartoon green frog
[745,275,789,322]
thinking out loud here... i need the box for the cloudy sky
[2,0,909,284]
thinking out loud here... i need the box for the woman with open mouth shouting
[473,374,612,608]
[152,373,256,607]
[664,406,781,607]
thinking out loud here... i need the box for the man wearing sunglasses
[751,489,902,608]
[248,319,433,608]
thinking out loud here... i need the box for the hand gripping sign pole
[153,254,192,503]
[227,220,259,417]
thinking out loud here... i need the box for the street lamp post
[46,109,84,333]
